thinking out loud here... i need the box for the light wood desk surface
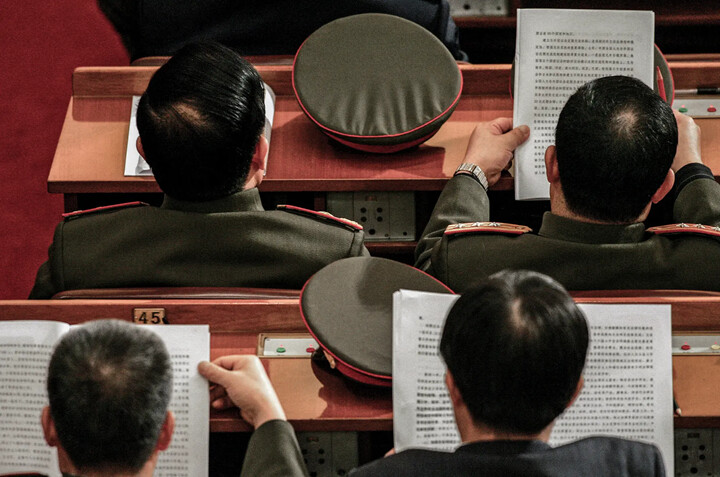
[48,61,720,205]
[3,294,720,431]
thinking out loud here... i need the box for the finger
[488,117,514,134]
[198,361,232,386]
[211,354,255,371]
[211,396,234,410]
[502,125,530,150]
[209,384,228,403]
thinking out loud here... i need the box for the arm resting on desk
[415,119,529,277]
[673,166,720,226]
[670,112,720,225]
[199,356,310,477]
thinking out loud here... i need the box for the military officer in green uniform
[416,76,720,292]
[30,42,368,299]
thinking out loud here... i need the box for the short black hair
[136,41,265,201]
[440,270,588,434]
[555,75,677,222]
[47,320,173,474]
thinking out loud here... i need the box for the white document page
[123,95,151,176]
[550,304,673,473]
[124,84,276,177]
[147,325,211,477]
[262,83,276,174]
[0,322,210,477]
[513,9,654,200]
[392,292,673,473]
[393,290,460,452]
[0,321,68,477]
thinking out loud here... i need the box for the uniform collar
[160,188,264,213]
[539,212,646,244]
[456,439,551,456]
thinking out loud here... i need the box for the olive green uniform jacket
[415,170,720,292]
[240,420,308,477]
[30,188,368,298]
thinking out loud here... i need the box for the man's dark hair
[136,41,265,201]
[555,75,678,223]
[440,270,588,435]
[47,320,173,474]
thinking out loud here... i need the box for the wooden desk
[2,295,720,430]
[49,64,510,212]
[48,62,720,212]
[0,298,390,432]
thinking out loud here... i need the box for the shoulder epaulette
[277,204,363,231]
[444,222,532,236]
[647,223,720,238]
[62,202,148,220]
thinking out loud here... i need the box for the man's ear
[651,169,675,204]
[252,136,269,173]
[156,411,175,452]
[544,145,560,184]
[445,371,465,408]
[136,137,146,159]
[566,375,585,409]
[244,136,269,189]
[42,406,59,447]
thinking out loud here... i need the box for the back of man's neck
[460,421,552,444]
[550,195,645,225]
[61,461,155,477]
[62,469,150,477]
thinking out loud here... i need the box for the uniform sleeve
[28,223,65,299]
[673,173,720,226]
[414,175,491,274]
[240,420,309,477]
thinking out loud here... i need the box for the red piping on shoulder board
[444,222,532,236]
[279,204,363,230]
[647,223,720,238]
[62,202,147,219]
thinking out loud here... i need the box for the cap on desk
[300,257,453,387]
[292,13,462,153]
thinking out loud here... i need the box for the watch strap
[455,163,488,191]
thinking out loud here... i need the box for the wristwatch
[454,163,488,191]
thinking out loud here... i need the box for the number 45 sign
[133,308,167,324]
